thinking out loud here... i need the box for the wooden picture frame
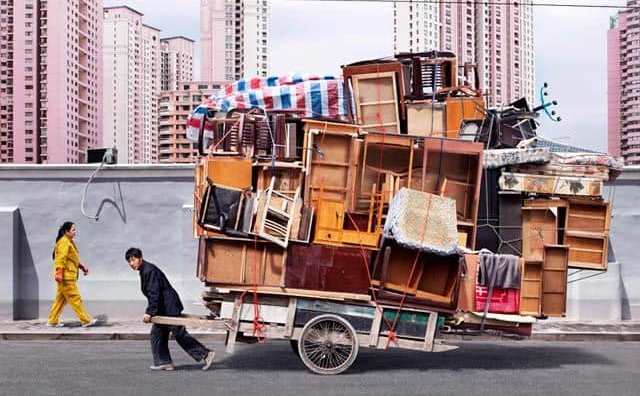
[351,71,401,133]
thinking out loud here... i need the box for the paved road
[1,340,639,396]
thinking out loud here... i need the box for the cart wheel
[297,314,359,375]
[289,340,300,357]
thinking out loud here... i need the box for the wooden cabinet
[541,245,569,317]
[406,101,446,137]
[522,207,557,262]
[444,96,485,138]
[565,232,608,271]
[201,238,286,287]
[285,244,371,295]
[372,242,461,308]
[520,260,542,316]
[302,121,361,211]
[563,199,610,271]
[565,199,610,234]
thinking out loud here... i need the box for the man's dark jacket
[139,261,184,317]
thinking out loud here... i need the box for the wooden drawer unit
[542,245,569,317]
[565,199,610,235]
[564,231,608,271]
[520,260,542,317]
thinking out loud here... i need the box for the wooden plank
[284,298,297,338]
[219,302,289,324]
[369,308,383,347]
[205,157,252,189]
[208,285,372,302]
[524,198,568,208]
[542,245,569,317]
[423,311,438,352]
[150,315,229,331]
[302,119,361,135]
[226,295,243,354]
[457,254,478,312]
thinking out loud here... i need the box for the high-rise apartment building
[393,1,535,107]
[0,0,103,163]
[103,6,161,164]
[158,81,223,163]
[160,36,194,91]
[200,0,269,82]
[608,1,640,164]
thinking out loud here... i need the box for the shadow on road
[213,340,613,374]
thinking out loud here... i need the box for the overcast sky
[104,0,625,152]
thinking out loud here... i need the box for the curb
[530,332,640,342]
[0,332,228,341]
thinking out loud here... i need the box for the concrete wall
[0,164,203,320]
[0,164,639,322]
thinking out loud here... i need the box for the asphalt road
[1,340,639,396]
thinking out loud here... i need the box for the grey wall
[0,207,18,319]
[0,164,639,322]
[0,164,204,321]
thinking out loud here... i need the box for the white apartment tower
[201,0,269,82]
[394,1,535,107]
[102,6,161,164]
[160,36,194,91]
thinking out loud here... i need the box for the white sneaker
[150,363,175,371]
[82,318,98,328]
[46,321,64,328]
[202,351,215,371]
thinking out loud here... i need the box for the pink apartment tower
[608,1,640,164]
[0,0,103,163]
[393,1,535,107]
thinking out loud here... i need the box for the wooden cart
[152,288,457,375]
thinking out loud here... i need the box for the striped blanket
[213,74,351,120]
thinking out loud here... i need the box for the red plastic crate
[475,286,520,314]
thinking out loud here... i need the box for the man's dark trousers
[151,324,209,366]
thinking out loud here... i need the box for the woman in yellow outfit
[47,222,97,327]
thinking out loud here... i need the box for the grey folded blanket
[479,253,521,289]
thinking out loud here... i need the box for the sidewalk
[531,320,640,341]
[0,319,226,341]
[2,319,640,341]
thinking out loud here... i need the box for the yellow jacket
[53,236,81,281]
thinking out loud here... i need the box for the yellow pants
[47,281,93,325]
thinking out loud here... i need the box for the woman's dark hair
[125,247,143,261]
[53,221,74,259]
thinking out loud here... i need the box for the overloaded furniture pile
[189,51,623,336]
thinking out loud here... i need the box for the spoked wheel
[297,314,359,375]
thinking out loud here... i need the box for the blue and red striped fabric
[213,75,350,119]
[223,74,335,96]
